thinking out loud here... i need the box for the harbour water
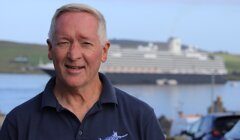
[0,73,240,119]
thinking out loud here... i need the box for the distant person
[0,3,165,140]
[208,96,226,113]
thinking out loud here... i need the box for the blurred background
[1,0,240,139]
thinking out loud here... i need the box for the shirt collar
[41,77,60,110]
[98,73,118,105]
[41,73,118,109]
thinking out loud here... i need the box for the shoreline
[0,113,5,128]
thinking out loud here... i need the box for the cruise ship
[39,37,227,85]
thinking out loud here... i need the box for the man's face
[48,12,109,88]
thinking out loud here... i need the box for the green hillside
[215,53,240,73]
[0,41,50,73]
[215,52,240,80]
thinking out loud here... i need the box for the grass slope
[0,41,49,73]
[215,52,240,80]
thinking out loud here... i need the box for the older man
[0,3,165,140]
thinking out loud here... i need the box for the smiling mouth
[65,64,85,70]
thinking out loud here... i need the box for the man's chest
[24,111,137,140]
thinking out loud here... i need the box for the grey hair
[48,3,107,46]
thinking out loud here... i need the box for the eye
[56,40,71,48]
[81,41,93,47]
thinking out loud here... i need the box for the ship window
[144,54,157,59]
[111,53,122,57]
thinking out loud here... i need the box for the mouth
[65,64,85,72]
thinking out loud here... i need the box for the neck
[53,76,102,121]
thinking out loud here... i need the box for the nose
[67,42,82,60]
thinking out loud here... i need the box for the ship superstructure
[100,37,227,85]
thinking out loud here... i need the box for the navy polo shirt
[0,73,165,140]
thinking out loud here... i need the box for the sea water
[0,73,240,119]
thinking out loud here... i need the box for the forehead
[54,12,99,38]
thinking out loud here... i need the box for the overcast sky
[0,0,240,53]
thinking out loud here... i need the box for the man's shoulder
[6,93,43,121]
[114,87,154,114]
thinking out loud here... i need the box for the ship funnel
[168,37,182,54]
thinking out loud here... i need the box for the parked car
[223,120,240,140]
[181,112,240,140]
[170,113,200,137]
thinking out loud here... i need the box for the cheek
[87,53,102,67]
[53,49,67,60]
[86,49,103,61]
[87,54,100,63]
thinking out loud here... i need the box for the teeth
[70,66,78,69]
[66,65,81,69]
[65,65,84,69]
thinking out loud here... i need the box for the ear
[101,41,110,63]
[47,39,53,60]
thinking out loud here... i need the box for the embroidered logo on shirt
[99,131,128,140]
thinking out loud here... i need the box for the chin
[64,77,85,88]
